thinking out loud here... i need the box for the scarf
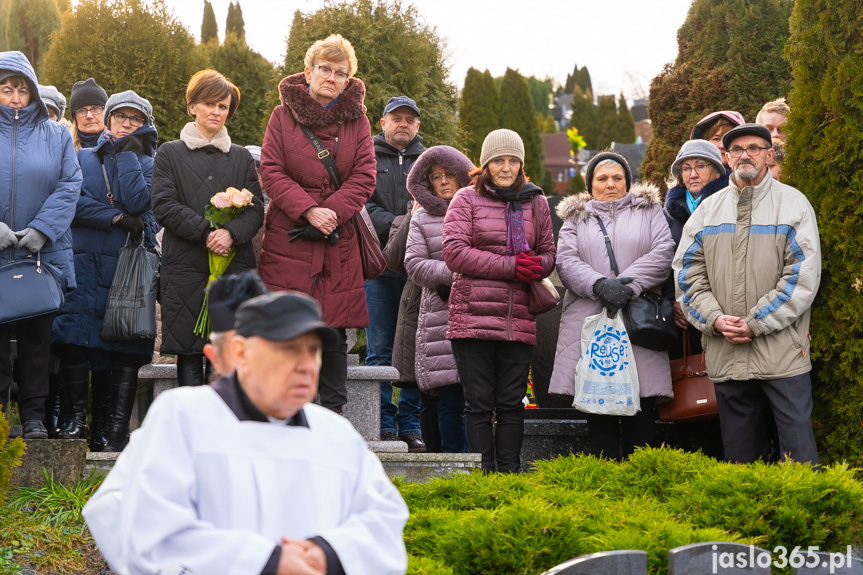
[180,122,232,153]
[686,190,703,214]
[78,131,100,149]
[490,183,541,256]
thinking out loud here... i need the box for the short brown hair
[304,34,358,78]
[756,97,789,122]
[703,117,737,142]
[186,69,241,121]
[0,74,29,90]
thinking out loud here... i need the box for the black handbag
[594,215,678,351]
[100,235,160,340]
[0,251,64,324]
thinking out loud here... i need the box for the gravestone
[539,550,648,575]
[669,542,771,574]
[10,438,87,488]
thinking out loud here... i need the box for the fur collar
[180,122,231,153]
[278,72,367,128]
[556,182,662,222]
[406,146,476,217]
[664,171,729,223]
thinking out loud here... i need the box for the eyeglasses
[75,105,104,118]
[430,171,457,183]
[727,145,770,158]
[313,65,348,83]
[112,112,146,127]
[680,163,712,175]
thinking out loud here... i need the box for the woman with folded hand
[442,129,555,473]
[53,90,160,451]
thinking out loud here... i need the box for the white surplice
[83,385,409,575]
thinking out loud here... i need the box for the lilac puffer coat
[404,146,475,391]
[442,181,555,346]
[548,184,675,399]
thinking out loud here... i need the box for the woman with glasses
[53,91,161,451]
[69,78,107,150]
[259,34,375,415]
[403,146,475,453]
[151,70,264,389]
[443,129,555,472]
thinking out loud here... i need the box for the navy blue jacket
[52,124,159,360]
[663,170,730,248]
[0,51,81,290]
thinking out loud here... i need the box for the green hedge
[398,447,863,574]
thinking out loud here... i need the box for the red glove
[514,252,543,283]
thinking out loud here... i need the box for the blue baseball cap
[383,95,420,118]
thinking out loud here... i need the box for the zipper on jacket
[8,111,18,263]
[334,136,339,162]
[507,283,514,341]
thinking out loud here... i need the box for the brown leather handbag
[527,195,560,315]
[659,331,719,422]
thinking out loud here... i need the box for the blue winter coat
[0,51,81,291]
[52,124,159,360]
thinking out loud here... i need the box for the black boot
[58,362,89,439]
[176,354,205,387]
[45,372,63,438]
[89,371,111,452]
[104,366,138,452]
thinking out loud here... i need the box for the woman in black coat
[151,70,264,386]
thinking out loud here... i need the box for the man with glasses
[365,96,427,451]
[673,123,821,466]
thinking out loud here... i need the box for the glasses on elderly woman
[313,65,348,83]
[75,105,104,118]
[429,171,457,183]
[680,163,712,175]
[112,112,146,127]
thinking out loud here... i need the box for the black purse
[594,215,678,351]
[0,251,64,324]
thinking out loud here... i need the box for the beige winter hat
[480,128,525,168]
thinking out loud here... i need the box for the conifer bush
[0,415,25,507]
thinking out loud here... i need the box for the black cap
[383,95,420,117]
[234,292,338,346]
[70,78,107,112]
[208,271,268,332]
[585,151,632,195]
[722,123,772,151]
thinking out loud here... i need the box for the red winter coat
[442,183,555,346]
[259,73,376,328]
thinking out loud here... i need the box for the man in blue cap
[84,291,409,575]
[364,96,426,451]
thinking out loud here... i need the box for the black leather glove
[288,224,340,245]
[593,277,635,312]
[116,135,143,155]
[114,214,144,241]
[435,285,451,302]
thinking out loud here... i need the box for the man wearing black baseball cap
[365,95,427,451]
[85,291,409,575]
[673,123,822,466]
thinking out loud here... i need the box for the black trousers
[587,397,659,462]
[319,327,347,410]
[714,373,819,465]
[451,338,533,473]
[0,313,56,422]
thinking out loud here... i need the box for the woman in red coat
[442,129,555,473]
[259,34,375,413]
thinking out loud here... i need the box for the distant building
[551,93,574,128]
[541,132,575,195]
[610,142,649,181]
[635,119,653,145]
[631,98,649,122]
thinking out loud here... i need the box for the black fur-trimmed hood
[556,182,663,222]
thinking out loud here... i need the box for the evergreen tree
[204,32,274,145]
[0,0,8,51]
[577,66,593,96]
[201,0,217,44]
[5,0,61,73]
[569,85,597,149]
[225,0,245,44]
[526,76,552,115]
[640,0,794,187]
[458,67,499,165]
[499,68,546,187]
[615,92,635,144]
[282,0,457,147]
[594,95,618,150]
[783,0,863,464]
[42,0,207,144]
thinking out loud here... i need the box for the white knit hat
[480,129,525,168]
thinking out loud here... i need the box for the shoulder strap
[593,214,620,277]
[299,124,341,190]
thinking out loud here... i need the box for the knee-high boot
[177,354,204,387]
[89,370,111,452]
[58,362,90,439]
[104,366,138,452]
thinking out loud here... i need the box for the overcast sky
[159,0,694,102]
